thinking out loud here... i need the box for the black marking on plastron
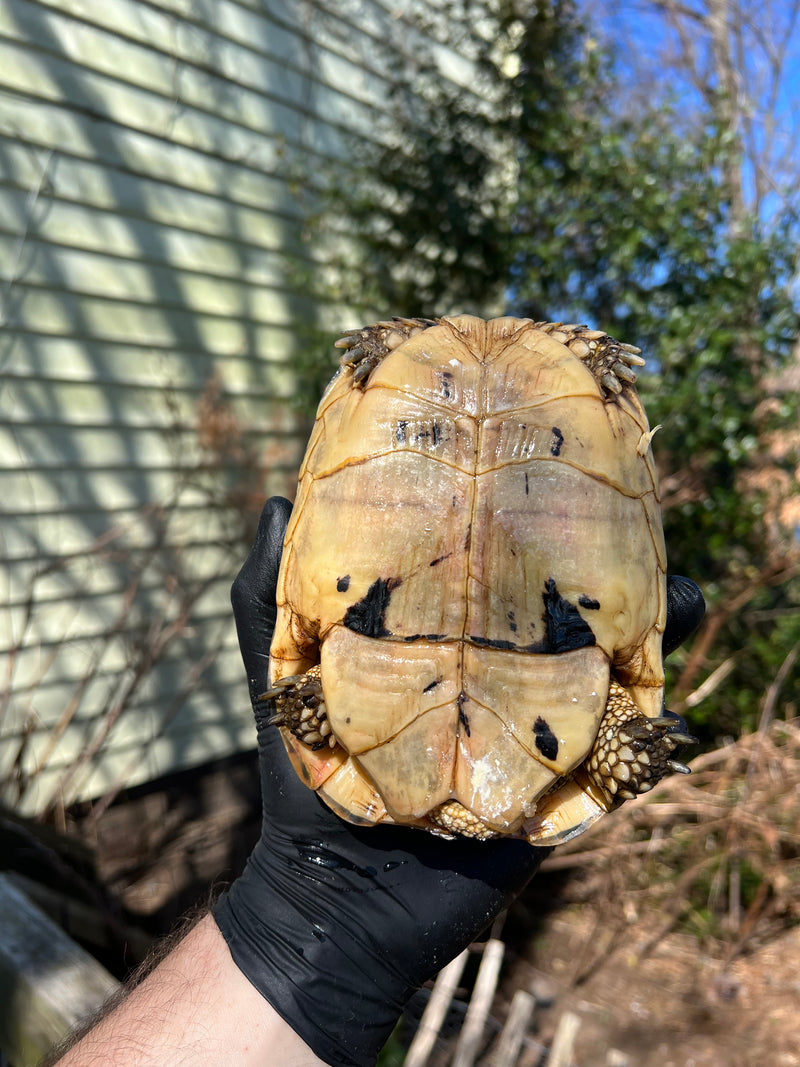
[423,677,441,693]
[396,421,407,444]
[578,594,600,610]
[344,577,401,638]
[507,609,517,633]
[550,427,564,456]
[470,635,519,651]
[524,471,529,496]
[337,575,351,593]
[533,717,558,760]
[457,692,471,737]
[542,578,596,652]
[439,370,454,400]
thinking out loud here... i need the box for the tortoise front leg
[259,666,335,751]
[334,317,438,386]
[533,322,647,397]
[586,681,696,806]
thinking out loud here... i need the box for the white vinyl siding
[0,0,471,814]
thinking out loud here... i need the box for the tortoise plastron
[263,315,693,845]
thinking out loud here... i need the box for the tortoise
[263,315,693,845]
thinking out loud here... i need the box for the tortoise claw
[666,732,697,746]
[257,675,304,702]
[335,318,438,387]
[531,322,647,397]
[587,682,696,808]
[667,760,692,775]
[269,667,339,750]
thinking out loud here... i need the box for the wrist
[213,843,408,1067]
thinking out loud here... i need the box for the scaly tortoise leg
[258,666,335,751]
[532,322,647,397]
[334,317,438,386]
[586,681,695,806]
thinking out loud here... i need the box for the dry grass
[541,718,800,968]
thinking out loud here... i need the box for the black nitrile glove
[214,497,705,1067]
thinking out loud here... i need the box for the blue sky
[583,0,800,222]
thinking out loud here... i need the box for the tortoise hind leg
[586,681,696,806]
[259,666,336,750]
[523,684,696,845]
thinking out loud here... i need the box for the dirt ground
[509,906,800,1067]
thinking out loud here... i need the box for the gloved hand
[214,497,705,1067]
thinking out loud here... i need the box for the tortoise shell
[266,315,688,845]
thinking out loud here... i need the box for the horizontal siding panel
[0,106,303,212]
[1,491,295,533]
[4,372,305,430]
[1,332,332,396]
[0,136,302,234]
[0,187,307,267]
[1,248,315,327]
[2,684,251,768]
[0,34,364,163]
[3,563,238,622]
[0,455,298,518]
[3,420,295,467]
[4,643,246,709]
[0,234,362,337]
[0,454,298,491]
[32,0,406,114]
[1,532,275,575]
[15,0,392,127]
[0,334,320,393]
[308,0,482,94]
[0,174,309,282]
[2,664,254,799]
[2,619,239,686]
[3,587,237,654]
[12,712,256,815]
[4,630,244,703]
[2,555,258,626]
[45,0,313,83]
[1,485,290,557]
[9,623,246,698]
[3,288,308,366]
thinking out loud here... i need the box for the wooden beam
[0,874,119,1067]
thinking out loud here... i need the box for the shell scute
[356,705,457,819]
[461,646,609,773]
[453,701,557,831]
[321,628,460,755]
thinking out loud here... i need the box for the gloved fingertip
[663,575,706,657]
[231,497,293,612]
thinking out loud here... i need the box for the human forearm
[52,914,325,1067]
